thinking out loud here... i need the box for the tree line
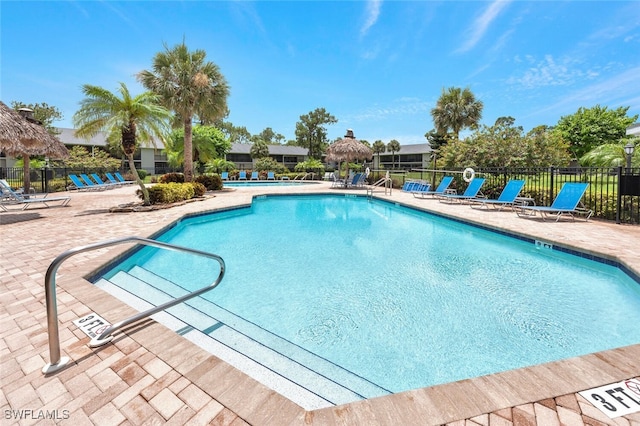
[10,42,639,204]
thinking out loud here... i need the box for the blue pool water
[98,195,640,402]
[224,180,315,187]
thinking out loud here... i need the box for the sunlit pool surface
[96,195,640,407]
[223,180,316,187]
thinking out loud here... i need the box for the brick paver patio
[1,182,639,425]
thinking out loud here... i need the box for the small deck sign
[579,379,640,418]
[73,313,111,339]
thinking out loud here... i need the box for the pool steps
[95,266,390,407]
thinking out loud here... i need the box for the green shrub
[583,193,633,221]
[136,169,148,180]
[140,182,195,204]
[48,178,68,192]
[195,174,223,191]
[159,172,184,184]
[190,182,206,197]
[254,157,288,174]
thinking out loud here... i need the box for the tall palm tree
[138,41,230,182]
[387,139,401,169]
[73,83,171,205]
[580,141,639,167]
[250,140,270,159]
[431,86,483,140]
[372,140,386,168]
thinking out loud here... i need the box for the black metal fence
[373,166,640,224]
[0,167,133,194]
[3,166,639,224]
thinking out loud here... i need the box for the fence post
[549,166,555,203]
[616,166,622,224]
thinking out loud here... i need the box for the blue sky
[2,1,639,145]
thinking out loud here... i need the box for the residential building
[1,128,309,173]
[374,143,433,170]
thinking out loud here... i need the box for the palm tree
[205,158,236,174]
[73,82,171,205]
[431,86,483,140]
[250,140,270,159]
[372,140,386,168]
[166,125,230,170]
[138,41,230,182]
[387,139,401,169]
[580,141,639,167]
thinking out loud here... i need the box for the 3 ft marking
[579,379,640,418]
[73,313,111,339]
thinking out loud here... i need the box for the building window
[227,153,252,163]
[154,151,168,162]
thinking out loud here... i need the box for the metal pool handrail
[367,172,393,197]
[42,236,226,374]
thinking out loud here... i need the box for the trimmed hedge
[138,182,196,204]
[159,172,185,184]
[195,174,223,191]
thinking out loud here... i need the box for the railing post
[616,166,622,224]
[42,250,73,374]
[549,166,555,204]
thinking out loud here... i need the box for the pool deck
[1,182,639,425]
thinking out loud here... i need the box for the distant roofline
[54,127,434,155]
[627,123,640,136]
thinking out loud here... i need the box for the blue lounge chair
[412,176,454,198]
[352,173,367,188]
[439,177,485,203]
[80,174,108,190]
[251,171,259,180]
[267,171,275,180]
[105,173,124,186]
[516,182,592,221]
[414,182,430,192]
[0,179,70,211]
[68,174,96,191]
[114,172,134,185]
[91,173,119,189]
[238,171,247,180]
[469,180,525,210]
[221,172,229,181]
[402,181,427,192]
[346,173,364,188]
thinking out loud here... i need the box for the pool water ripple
[97,195,640,400]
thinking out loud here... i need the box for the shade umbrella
[325,129,373,187]
[0,101,68,192]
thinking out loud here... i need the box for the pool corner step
[100,267,389,407]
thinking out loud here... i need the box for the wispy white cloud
[526,66,640,117]
[555,66,640,104]
[98,0,138,31]
[508,55,599,89]
[456,0,512,54]
[360,0,382,38]
[228,1,266,35]
[340,97,431,126]
[68,0,90,18]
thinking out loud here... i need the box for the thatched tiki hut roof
[0,101,68,159]
[325,129,373,164]
[326,129,372,185]
[0,101,68,192]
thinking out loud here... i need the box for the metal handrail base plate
[89,336,114,348]
[42,357,70,374]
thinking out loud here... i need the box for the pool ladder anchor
[42,236,225,374]
[535,240,553,250]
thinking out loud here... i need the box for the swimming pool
[223,180,316,187]
[95,194,640,408]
